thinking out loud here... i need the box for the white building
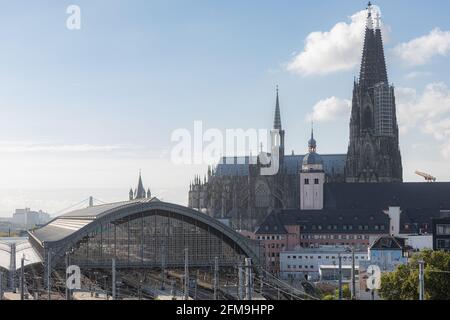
[405,234,433,251]
[280,246,368,281]
[299,129,325,211]
[12,208,51,228]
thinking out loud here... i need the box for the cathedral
[188,3,403,231]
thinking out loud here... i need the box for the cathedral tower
[345,2,403,183]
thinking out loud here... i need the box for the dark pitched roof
[268,208,389,235]
[255,182,450,235]
[324,183,450,211]
[370,235,405,250]
[255,211,288,235]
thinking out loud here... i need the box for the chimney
[384,207,401,237]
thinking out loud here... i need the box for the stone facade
[345,5,403,183]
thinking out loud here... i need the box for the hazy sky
[1,0,450,217]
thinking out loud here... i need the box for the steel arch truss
[42,202,261,269]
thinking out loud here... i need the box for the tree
[334,284,351,300]
[379,250,450,300]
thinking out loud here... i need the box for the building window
[437,239,450,249]
[305,179,310,185]
[314,178,319,185]
[437,224,450,235]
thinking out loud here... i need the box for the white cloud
[307,97,351,122]
[396,82,450,159]
[287,7,388,76]
[441,143,450,160]
[404,71,432,80]
[394,28,450,66]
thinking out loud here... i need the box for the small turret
[129,188,134,201]
[308,123,317,153]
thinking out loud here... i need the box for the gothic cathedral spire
[345,3,403,183]
[274,85,282,130]
[272,86,285,166]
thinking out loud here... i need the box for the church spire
[308,122,317,153]
[359,2,388,88]
[374,10,388,84]
[273,85,282,130]
[135,170,146,199]
[359,2,377,89]
[366,2,373,30]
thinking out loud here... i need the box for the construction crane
[415,171,437,182]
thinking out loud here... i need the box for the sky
[0,0,450,217]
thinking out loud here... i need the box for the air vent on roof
[440,210,450,219]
